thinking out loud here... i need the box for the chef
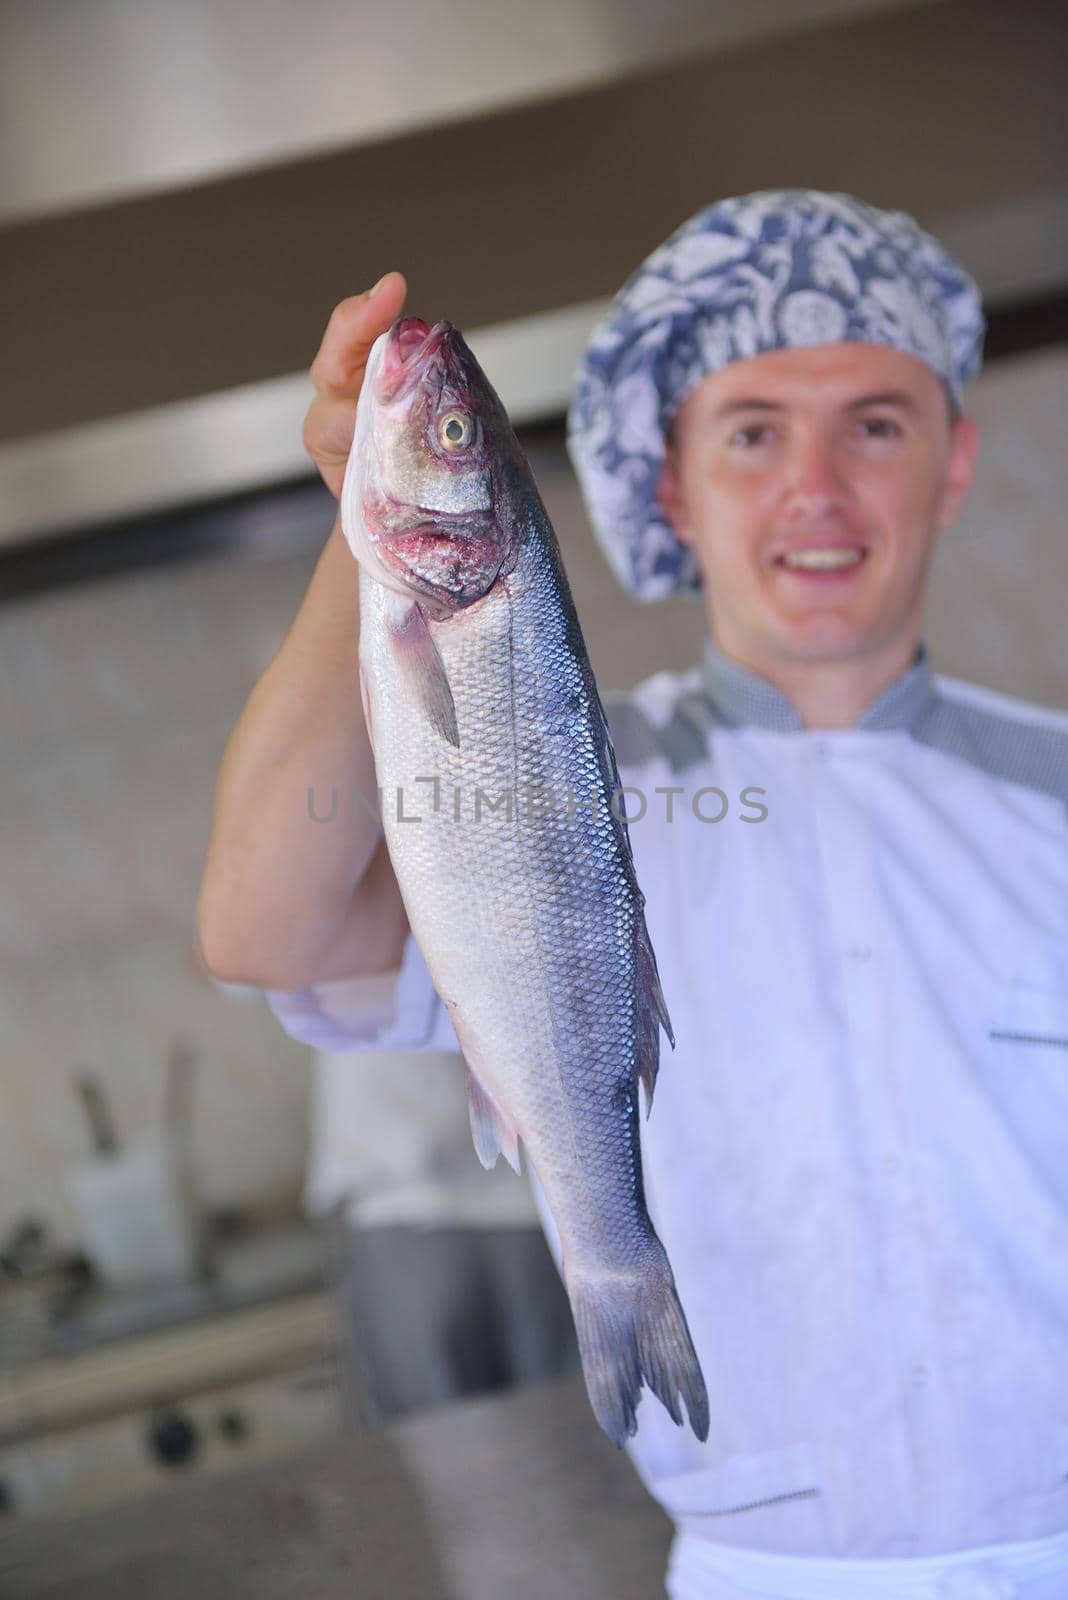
[198,190,1068,1599]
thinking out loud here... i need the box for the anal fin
[466,1065,521,1175]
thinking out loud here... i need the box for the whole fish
[340,315,708,1448]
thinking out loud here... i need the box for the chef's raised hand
[198,271,413,989]
[304,273,408,499]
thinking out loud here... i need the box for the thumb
[310,272,409,396]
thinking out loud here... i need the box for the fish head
[342,316,522,616]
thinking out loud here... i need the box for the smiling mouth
[775,547,868,572]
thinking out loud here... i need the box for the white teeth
[780,548,864,570]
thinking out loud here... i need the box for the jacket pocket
[983,980,1068,1205]
[988,981,1068,1052]
[655,1439,829,1550]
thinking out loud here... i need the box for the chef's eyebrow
[710,399,782,418]
[709,390,920,420]
[844,390,920,413]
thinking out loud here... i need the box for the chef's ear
[656,443,693,546]
[936,413,981,530]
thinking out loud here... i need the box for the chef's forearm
[197,518,388,986]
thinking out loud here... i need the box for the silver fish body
[344,319,708,1448]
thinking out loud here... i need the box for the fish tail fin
[570,1246,709,1449]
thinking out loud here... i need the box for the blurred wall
[1,341,1065,1247]
[1,0,1065,440]
[0,0,1064,1247]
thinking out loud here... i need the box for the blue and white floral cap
[566,189,986,600]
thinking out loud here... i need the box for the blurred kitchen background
[0,0,1065,1550]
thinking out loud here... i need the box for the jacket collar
[700,639,937,733]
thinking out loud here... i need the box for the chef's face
[658,343,979,672]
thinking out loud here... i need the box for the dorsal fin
[636,919,674,1117]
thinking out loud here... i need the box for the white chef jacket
[272,972,540,1230]
[267,641,1068,1590]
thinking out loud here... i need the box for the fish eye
[438,411,476,451]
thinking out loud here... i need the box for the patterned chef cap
[567,189,985,600]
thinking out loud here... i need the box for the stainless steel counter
[0,1373,673,1598]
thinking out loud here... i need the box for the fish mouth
[379,317,453,401]
[396,317,432,360]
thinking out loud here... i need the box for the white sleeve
[265,932,459,1053]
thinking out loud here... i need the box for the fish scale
[345,316,709,1448]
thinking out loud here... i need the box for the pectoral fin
[384,595,460,747]
[358,660,373,742]
[466,1065,521,1175]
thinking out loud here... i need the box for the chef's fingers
[309,273,408,397]
[302,392,362,497]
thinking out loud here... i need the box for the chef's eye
[438,411,476,451]
[730,424,775,448]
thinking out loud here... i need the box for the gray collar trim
[699,641,938,733]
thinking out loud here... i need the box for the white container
[66,1142,203,1290]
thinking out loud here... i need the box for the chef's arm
[196,518,409,988]
[197,274,410,989]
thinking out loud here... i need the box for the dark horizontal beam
[1,285,1063,607]
[0,0,1064,442]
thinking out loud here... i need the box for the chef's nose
[781,430,849,518]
